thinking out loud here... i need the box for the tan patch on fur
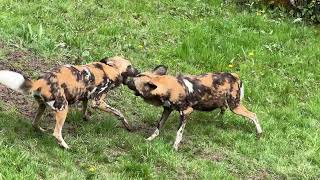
[151,76,186,102]
[86,64,105,84]
[217,81,231,92]
[230,83,239,98]
[198,74,213,87]
[100,65,119,81]
[134,73,186,103]
[107,56,131,73]
[32,79,52,99]
[56,67,78,88]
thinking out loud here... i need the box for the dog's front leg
[53,106,69,149]
[93,100,132,131]
[147,107,172,141]
[173,107,193,151]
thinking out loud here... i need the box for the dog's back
[34,62,121,104]
[179,72,242,111]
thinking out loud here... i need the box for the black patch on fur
[90,75,113,100]
[99,57,109,64]
[41,72,59,100]
[54,97,66,110]
[19,76,33,92]
[67,66,82,81]
[61,83,76,104]
[93,63,104,70]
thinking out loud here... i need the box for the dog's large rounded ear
[144,82,157,91]
[100,58,115,67]
[106,61,115,67]
[152,65,167,75]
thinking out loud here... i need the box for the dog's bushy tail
[0,70,33,94]
[231,73,244,101]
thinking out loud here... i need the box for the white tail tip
[0,70,26,93]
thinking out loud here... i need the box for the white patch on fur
[98,85,108,94]
[240,83,244,100]
[97,79,110,95]
[46,101,56,110]
[173,123,186,150]
[183,79,193,93]
[46,101,65,111]
[64,64,72,67]
[84,67,91,80]
[0,70,25,93]
[87,87,97,98]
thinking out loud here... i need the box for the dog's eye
[137,74,144,77]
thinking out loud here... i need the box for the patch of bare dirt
[247,169,270,180]
[0,86,35,118]
[6,50,31,61]
[2,49,55,76]
[131,120,155,136]
[0,42,60,119]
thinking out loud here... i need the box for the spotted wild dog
[0,56,139,149]
[125,65,262,150]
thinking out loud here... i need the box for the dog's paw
[146,129,159,141]
[146,136,154,141]
[33,126,47,133]
[256,132,263,139]
[59,141,70,150]
[173,144,179,151]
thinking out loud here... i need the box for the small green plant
[21,23,44,43]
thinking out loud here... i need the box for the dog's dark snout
[126,66,140,77]
[126,77,136,90]
[131,67,140,77]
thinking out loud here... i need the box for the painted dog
[125,65,262,150]
[0,56,139,149]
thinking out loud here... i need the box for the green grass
[0,0,320,179]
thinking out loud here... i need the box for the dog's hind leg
[231,104,262,136]
[53,107,70,149]
[93,100,132,131]
[32,102,46,132]
[82,99,90,121]
[173,107,193,151]
[32,96,47,132]
[147,107,172,141]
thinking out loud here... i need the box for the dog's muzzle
[125,77,141,96]
[127,66,140,77]
[122,66,140,85]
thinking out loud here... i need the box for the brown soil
[248,169,270,180]
[0,42,59,118]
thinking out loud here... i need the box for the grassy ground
[0,0,320,179]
